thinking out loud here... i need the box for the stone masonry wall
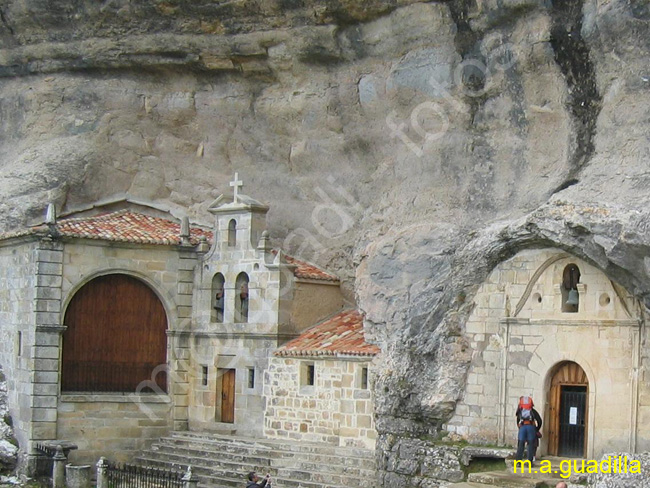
[0,238,37,465]
[57,394,172,464]
[264,356,376,449]
[57,240,188,456]
[187,335,275,438]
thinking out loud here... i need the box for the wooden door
[220,369,236,423]
[548,361,588,457]
[62,274,168,392]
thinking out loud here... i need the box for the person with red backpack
[515,395,543,464]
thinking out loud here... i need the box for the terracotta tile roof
[275,310,380,357]
[0,210,338,283]
[281,253,339,282]
[12,210,213,246]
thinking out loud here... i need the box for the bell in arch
[565,288,579,306]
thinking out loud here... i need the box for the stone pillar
[576,283,587,314]
[52,445,66,488]
[65,464,91,488]
[96,457,108,488]
[182,466,198,488]
[171,248,196,430]
[32,239,65,445]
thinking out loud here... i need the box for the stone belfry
[209,172,271,255]
[188,173,295,434]
[193,172,292,328]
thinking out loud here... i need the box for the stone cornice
[500,317,640,327]
[166,330,299,341]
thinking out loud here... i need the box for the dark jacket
[516,406,542,431]
[246,479,268,488]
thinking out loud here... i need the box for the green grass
[463,457,506,476]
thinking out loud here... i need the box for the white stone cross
[229,172,243,203]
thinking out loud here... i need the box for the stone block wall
[187,335,276,437]
[57,393,172,464]
[444,249,640,459]
[57,241,190,453]
[195,244,284,328]
[0,238,38,458]
[264,357,376,449]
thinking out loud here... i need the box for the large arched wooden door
[548,361,588,457]
[62,274,168,392]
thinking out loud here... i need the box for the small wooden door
[220,369,236,423]
[548,361,588,457]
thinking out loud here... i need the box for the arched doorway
[62,274,168,392]
[548,361,588,457]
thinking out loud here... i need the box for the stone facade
[185,194,344,437]
[0,238,39,461]
[444,248,644,459]
[264,357,376,449]
[0,192,354,470]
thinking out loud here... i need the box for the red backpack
[519,396,534,421]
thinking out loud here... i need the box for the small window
[201,366,209,386]
[360,367,369,390]
[248,368,255,389]
[301,363,315,387]
[228,219,237,247]
[16,332,22,357]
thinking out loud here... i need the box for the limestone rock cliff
[1,0,649,484]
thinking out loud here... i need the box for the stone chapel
[0,175,648,471]
[445,248,647,460]
[0,177,378,471]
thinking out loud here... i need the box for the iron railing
[106,462,185,488]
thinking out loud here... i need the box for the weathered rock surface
[0,372,17,472]
[1,0,650,485]
[588,452,650,488]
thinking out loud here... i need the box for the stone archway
[547,361,588,457]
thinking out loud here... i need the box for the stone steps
[441,483,501,488]
[142,446,374,476]
[443,455,581,488]
[466,471,549,488]
[156,435,374,468]
[133,432,377,488]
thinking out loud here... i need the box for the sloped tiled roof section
[275,310,380,357]
[0,210,338,283]
[281,253,339,282]
[52,210,213,245]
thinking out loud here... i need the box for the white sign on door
[569,407,578,425]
